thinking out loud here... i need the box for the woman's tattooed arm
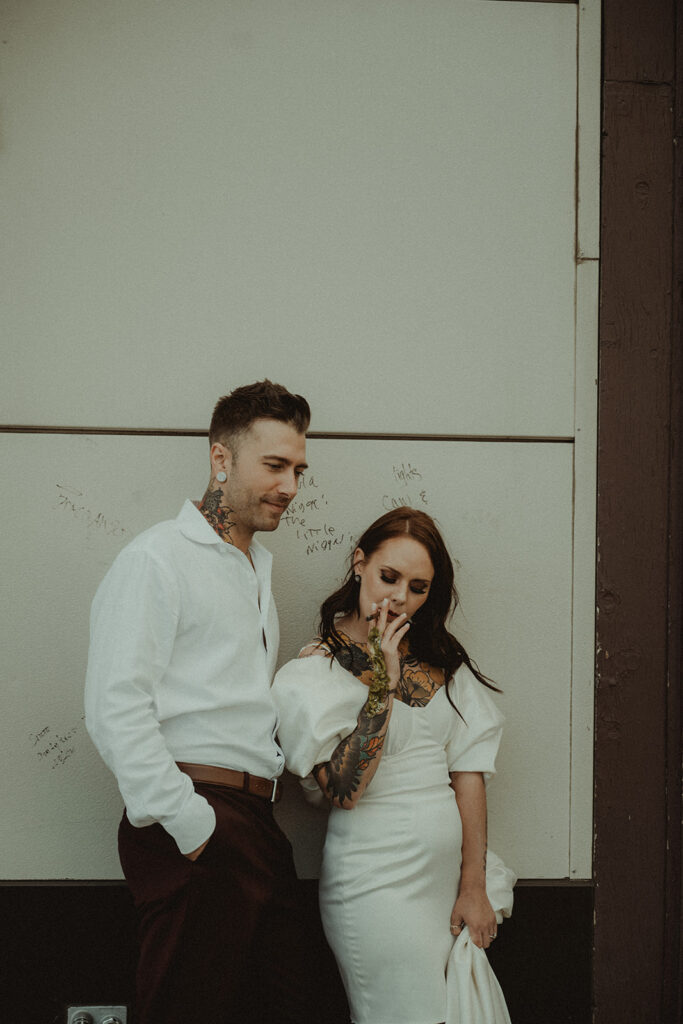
[313,700,392,808]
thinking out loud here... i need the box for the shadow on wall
[0,882,591,1024]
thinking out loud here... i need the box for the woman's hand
[450,886,498,949]
[368,598,410,686]
[313,599,407,809]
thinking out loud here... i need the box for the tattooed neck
[199,482,239,545]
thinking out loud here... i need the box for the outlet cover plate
[67,1007,127,1024]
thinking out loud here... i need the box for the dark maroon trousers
[118,781,316,1024]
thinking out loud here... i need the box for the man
[85,380,313,1024]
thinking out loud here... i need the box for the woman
[272,508,509,1024]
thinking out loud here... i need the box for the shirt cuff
[164,791,217,855]
[300,773,326,807]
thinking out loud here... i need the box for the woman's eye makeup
[379,571,429,595]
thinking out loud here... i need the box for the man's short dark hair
[209,380,311,448]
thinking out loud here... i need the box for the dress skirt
[319,708,463,1024]
[271,657,506,1024]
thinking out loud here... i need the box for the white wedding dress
[273,653,513,1024]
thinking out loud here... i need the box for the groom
[85,380,315,1023]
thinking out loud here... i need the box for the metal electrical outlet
[67,1007,127,1024]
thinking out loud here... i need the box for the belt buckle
[270,778,279,803]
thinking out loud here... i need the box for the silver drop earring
[216,471,227,483]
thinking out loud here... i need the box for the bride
[272,507,511,1024]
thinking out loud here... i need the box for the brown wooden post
[595,1,682,1022]
[667,4,683,1015]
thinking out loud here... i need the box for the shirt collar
[175,500,273,570]
[176,499,224,545]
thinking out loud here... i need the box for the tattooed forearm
[314,704,390,807]
[199,483,237,543]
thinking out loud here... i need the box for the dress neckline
[331,627,448,709]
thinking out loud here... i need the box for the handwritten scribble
[30,716,84,771]
[281,465,431,555]
[294,523,349,556]
[297,473,320,491]
[392,462,423,484]
[55,484,126,537]
[381,462,430,511]
[281,472,343,556]
[382,489,430,511]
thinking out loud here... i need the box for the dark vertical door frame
[595,2,682,1022]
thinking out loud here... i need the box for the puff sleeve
[272,655,365,779]
[445,664,505,778]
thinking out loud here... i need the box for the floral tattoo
[314,704,389,806]
[199,483,237,543]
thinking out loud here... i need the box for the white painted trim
[570,260,599,878]
[577,0,602,259]
[568,0,601,880]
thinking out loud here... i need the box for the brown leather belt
[177,762,282,803]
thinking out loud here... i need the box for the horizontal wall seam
[0,425,576,444]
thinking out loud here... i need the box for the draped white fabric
[446,850,516,1024]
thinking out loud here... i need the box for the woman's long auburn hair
[319,507,499,697]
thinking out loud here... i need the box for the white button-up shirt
[85,500,283,854]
